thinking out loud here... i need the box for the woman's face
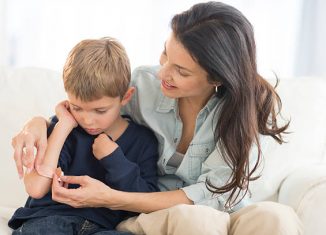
[158,33,215,100]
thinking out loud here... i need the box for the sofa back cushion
[1,67,326,207]
[0,67,65,208]
[250,77,326,201]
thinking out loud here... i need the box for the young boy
[9,37,159,234]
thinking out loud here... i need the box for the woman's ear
[121,87,135,106]
[215,81,222,88]
[211,81,222,92]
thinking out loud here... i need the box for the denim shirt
[122,65,256,212]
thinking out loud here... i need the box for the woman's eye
[177,68,189,77]
[159,52,167,65]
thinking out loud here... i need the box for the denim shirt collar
[155,92,177,113]
[155,91,220,115]
[205,94,220,113]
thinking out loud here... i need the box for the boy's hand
[55,101,78,129]
[92,134,118,160]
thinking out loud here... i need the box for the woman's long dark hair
[172,2,289,208]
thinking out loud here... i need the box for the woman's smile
[161,80,177,90]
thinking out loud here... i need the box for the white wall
[2,0,325,78]
[295,0,326,77]
[0,0,7,65]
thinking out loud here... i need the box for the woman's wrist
[25,116,48,131]
[102,188,129,210]
[102,189,193,213]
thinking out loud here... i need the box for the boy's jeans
[12,215,133,235]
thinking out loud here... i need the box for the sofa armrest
[278,165,326,235]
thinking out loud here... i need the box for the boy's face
[67,93,123,136]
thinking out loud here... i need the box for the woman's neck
[176,93,214,154]
[178,92,213,115]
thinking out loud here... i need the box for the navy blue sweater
[9,116,159,230]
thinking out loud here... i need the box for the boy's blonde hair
[63,37,130,101]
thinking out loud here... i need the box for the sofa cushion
[1,67,326,210]
[250,78,326,201]
[0,67,65,208]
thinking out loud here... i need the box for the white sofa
[0,66,326,234]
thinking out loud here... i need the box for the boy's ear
[121,87,135,105]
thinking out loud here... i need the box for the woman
[12,2,302,234]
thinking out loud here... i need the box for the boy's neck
[103,116,129,141]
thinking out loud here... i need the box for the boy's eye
[72,107,81,112]
[95,110,107,114]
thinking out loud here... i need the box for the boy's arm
[100,145,159,192]
[93,132,159,193]
[24,101,77,199]
[23,121,73,199]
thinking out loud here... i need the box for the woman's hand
[92,134,118,160]
[52,174,193,213]
[51,173,114,208]
[11,116,48,179]
[55,100,78,129]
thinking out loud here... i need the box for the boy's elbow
[28,192,46,200]
[25,185,47,199]
[24,177,48,199]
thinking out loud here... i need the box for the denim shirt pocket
[188,142,215,181]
